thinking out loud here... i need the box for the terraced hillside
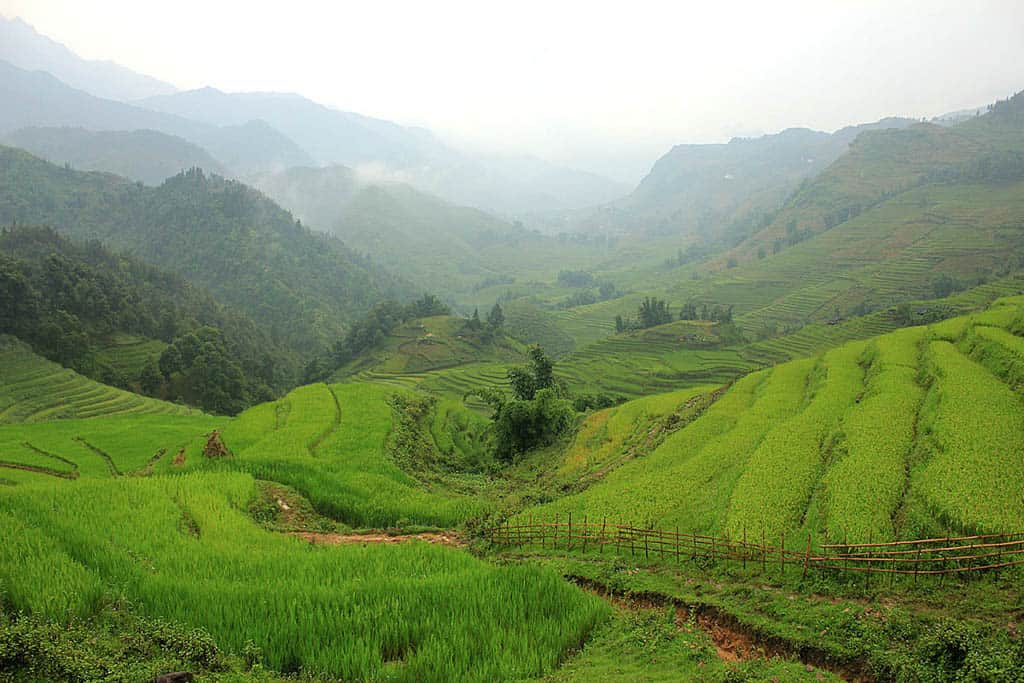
[213,382,490,527]
[520,296,1024,544]
[0,413,221,486]
[0,336,198,423]
[94,333,167,379]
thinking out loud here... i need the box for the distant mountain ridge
[599,117,916,240]
[0,60,313,175]
[0,16,176,101]
[139,87,631,216]
[2,126,228,184]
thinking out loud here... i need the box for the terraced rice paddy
[0,337,198,423]
[520,297,1024,545]
[94,333,167,378]
[215,382,490,527]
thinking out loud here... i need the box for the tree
[469,344,573,463]
[615,315,625,333]
[140,356,163,395]
[466,308,483,331]
[486,302,505,330]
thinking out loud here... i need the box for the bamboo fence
[486,515,1024,578]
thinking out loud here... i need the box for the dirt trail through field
[571,575,860,681]
[290,531,464,547]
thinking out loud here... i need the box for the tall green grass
[0,473,608,680]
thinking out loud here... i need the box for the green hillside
[0,146,411,354]
[519,296,1024,543]
[2,126,228,185]
[0,336,200,425]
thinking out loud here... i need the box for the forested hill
[0,146,413,355]
[0,225,290,413]
[2,126,228,185]
[249,164,527,295]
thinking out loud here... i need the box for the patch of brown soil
[171,448,186,467]
[569,575,862,681]
[291,531,464,547]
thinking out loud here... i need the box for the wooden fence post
[675,526,680,564]
[644,529,649,560]
[780,532,785,576]
[600,517,607,554]
[761,528,767,574]
[742,526,747,570]
[914,547,922,584]
[802,534,811,581]
[582,515,588,554]
[567,512,573,551]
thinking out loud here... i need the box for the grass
[214,382,490,528]
[0,336,197,423]
[0,414,221,485]
[0,472,609,681]
[93,333,167,379]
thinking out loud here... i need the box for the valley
[1,10,1023,683]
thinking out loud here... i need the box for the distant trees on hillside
[304,293,452,382]
[0,225,282,412]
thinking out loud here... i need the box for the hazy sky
[3,0,1024,183]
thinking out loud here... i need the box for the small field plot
[219,382,490,527]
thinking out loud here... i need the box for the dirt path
[570,575,862,681]
[290,531,464,547]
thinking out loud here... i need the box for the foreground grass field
[0,472,607,681]
[520,296,1024,544]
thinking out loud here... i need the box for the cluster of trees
[556,270,595,287]
[614,297,673,332]
[463,303,505,338]
[0,226,285,411]
[557,281,617,309]
[156,327,266,414]
[470,345,574,462]
[304,294,451,382]
[679,302,734,323]
[614,298,735,332]
[926,150,1024,185]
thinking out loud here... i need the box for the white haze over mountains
[2,0,1024,184]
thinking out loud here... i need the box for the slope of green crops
[522,297,1024,542]
[820,328,926,542]
[0,472,608,681]
[215,382,490,527]
[0,413,221,484]
[0,336,198,423]
[910,340,1024,534]
[726,342,865,540]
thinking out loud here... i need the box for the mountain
[0,146,411,354]
[0,225,291,413]
[726,93,1024,266]
[138,87,444,168]
[599,118,915,240]
[0,16,176,101]
[2,126,227,185]
[0,60,312,174]
[139,87,629,216]
[248,165,526,295]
